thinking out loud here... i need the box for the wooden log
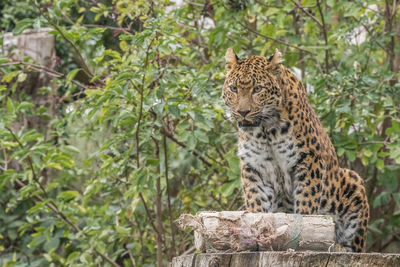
[3,28,55,66]
[177,211,336,252]
[170,252,400,267]
[2,29,57,184]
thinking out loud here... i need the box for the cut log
[170,252,400,267]
[3,28,55,66]
[2,29,57,184]
[177,211,336,252]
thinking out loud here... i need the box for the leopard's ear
[267,48,283,74]
[268,48,283,65]
[225,48,238,73]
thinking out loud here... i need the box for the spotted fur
[222,48,369,252]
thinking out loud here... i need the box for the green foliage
[0,0,399,266]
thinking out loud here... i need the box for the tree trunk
[170,251,400,267]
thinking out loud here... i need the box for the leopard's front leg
[292,158,322,215]
[241,163,280,213]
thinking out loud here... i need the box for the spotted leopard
[222,48,369,252]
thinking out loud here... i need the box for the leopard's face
[223,53,282,128]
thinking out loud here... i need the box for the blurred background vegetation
[0,0,399,266]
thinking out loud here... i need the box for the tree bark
[170,251,400,267]
[177,211,335,252]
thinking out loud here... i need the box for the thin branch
[391,0,397,18]
[127,248,137,267]
[237,21,316,55]
[138,193,160,236]
[14,178,81,232]
[160,124,212,167]
[0,61,91,90]
[163,134,176,258]
[228,189,242,210]
[93,249,120,267]
[316,0,329,72]
[153,138,164,267]
[9,129,120,267]
[133,37,154,169]
[82,24,133,35]
[358,140,390,146]
[6,126,48,198]
[181,245,196,256]
[0,147,8,171]
[32,1,95,80]
[352,17,386,51]
[291,0,323,28]
[184,1,204,7]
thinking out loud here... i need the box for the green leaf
[45,162,62,170]
[373,191,389,208]
[58,190,79,201]
[363,149,372,157]
[168,105,180,118]
[380,169,399,192]
[361,155,368,166]
[66,68,81,86]
[2,71,19,83]
[12,18,34,35]
[393,192,400,205]
[17,72,27,82]
[337,147,345,157]
[64,145,81,153]
[194,130,208,143]
[7,98,15,114]
[376,159,384,170]
[116,226,130,235]
[44,237,60,252]
[18,101,35,110]
[0,57,10,64]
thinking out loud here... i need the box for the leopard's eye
[229,86,238,93]
[253,86,263,94]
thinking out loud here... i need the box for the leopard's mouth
[238,119,261,128]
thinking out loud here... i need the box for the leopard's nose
[237,109,250,118]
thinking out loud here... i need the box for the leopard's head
[222,48,283,128]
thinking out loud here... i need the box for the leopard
[222,48,369,252]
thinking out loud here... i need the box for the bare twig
[316,0,329,72]
[153,138,164,267]
[127,248,137,267]
[0,147,8,171]
[161,124,212,167]
[181,245,196,256]
[32,1,95,80]
[138,193,160,236]
[291,0,323,28]
[133,37,154,169]
[237,21,316,55]
[352,17,386,51]
[163,134,176,258]
[0,61,90,90]
[227,189,242,210]
[6,126,49,198]
[82,24,133,35]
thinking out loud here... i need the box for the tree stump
[170,251,400,267]
[3,28,57,183]
[174,211,400,266]
[177,211,336,252]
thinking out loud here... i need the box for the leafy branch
[5,127,120,267]
[237,21,316,55]
[0,60,92,91]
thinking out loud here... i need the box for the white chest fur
[238,127,295,201]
